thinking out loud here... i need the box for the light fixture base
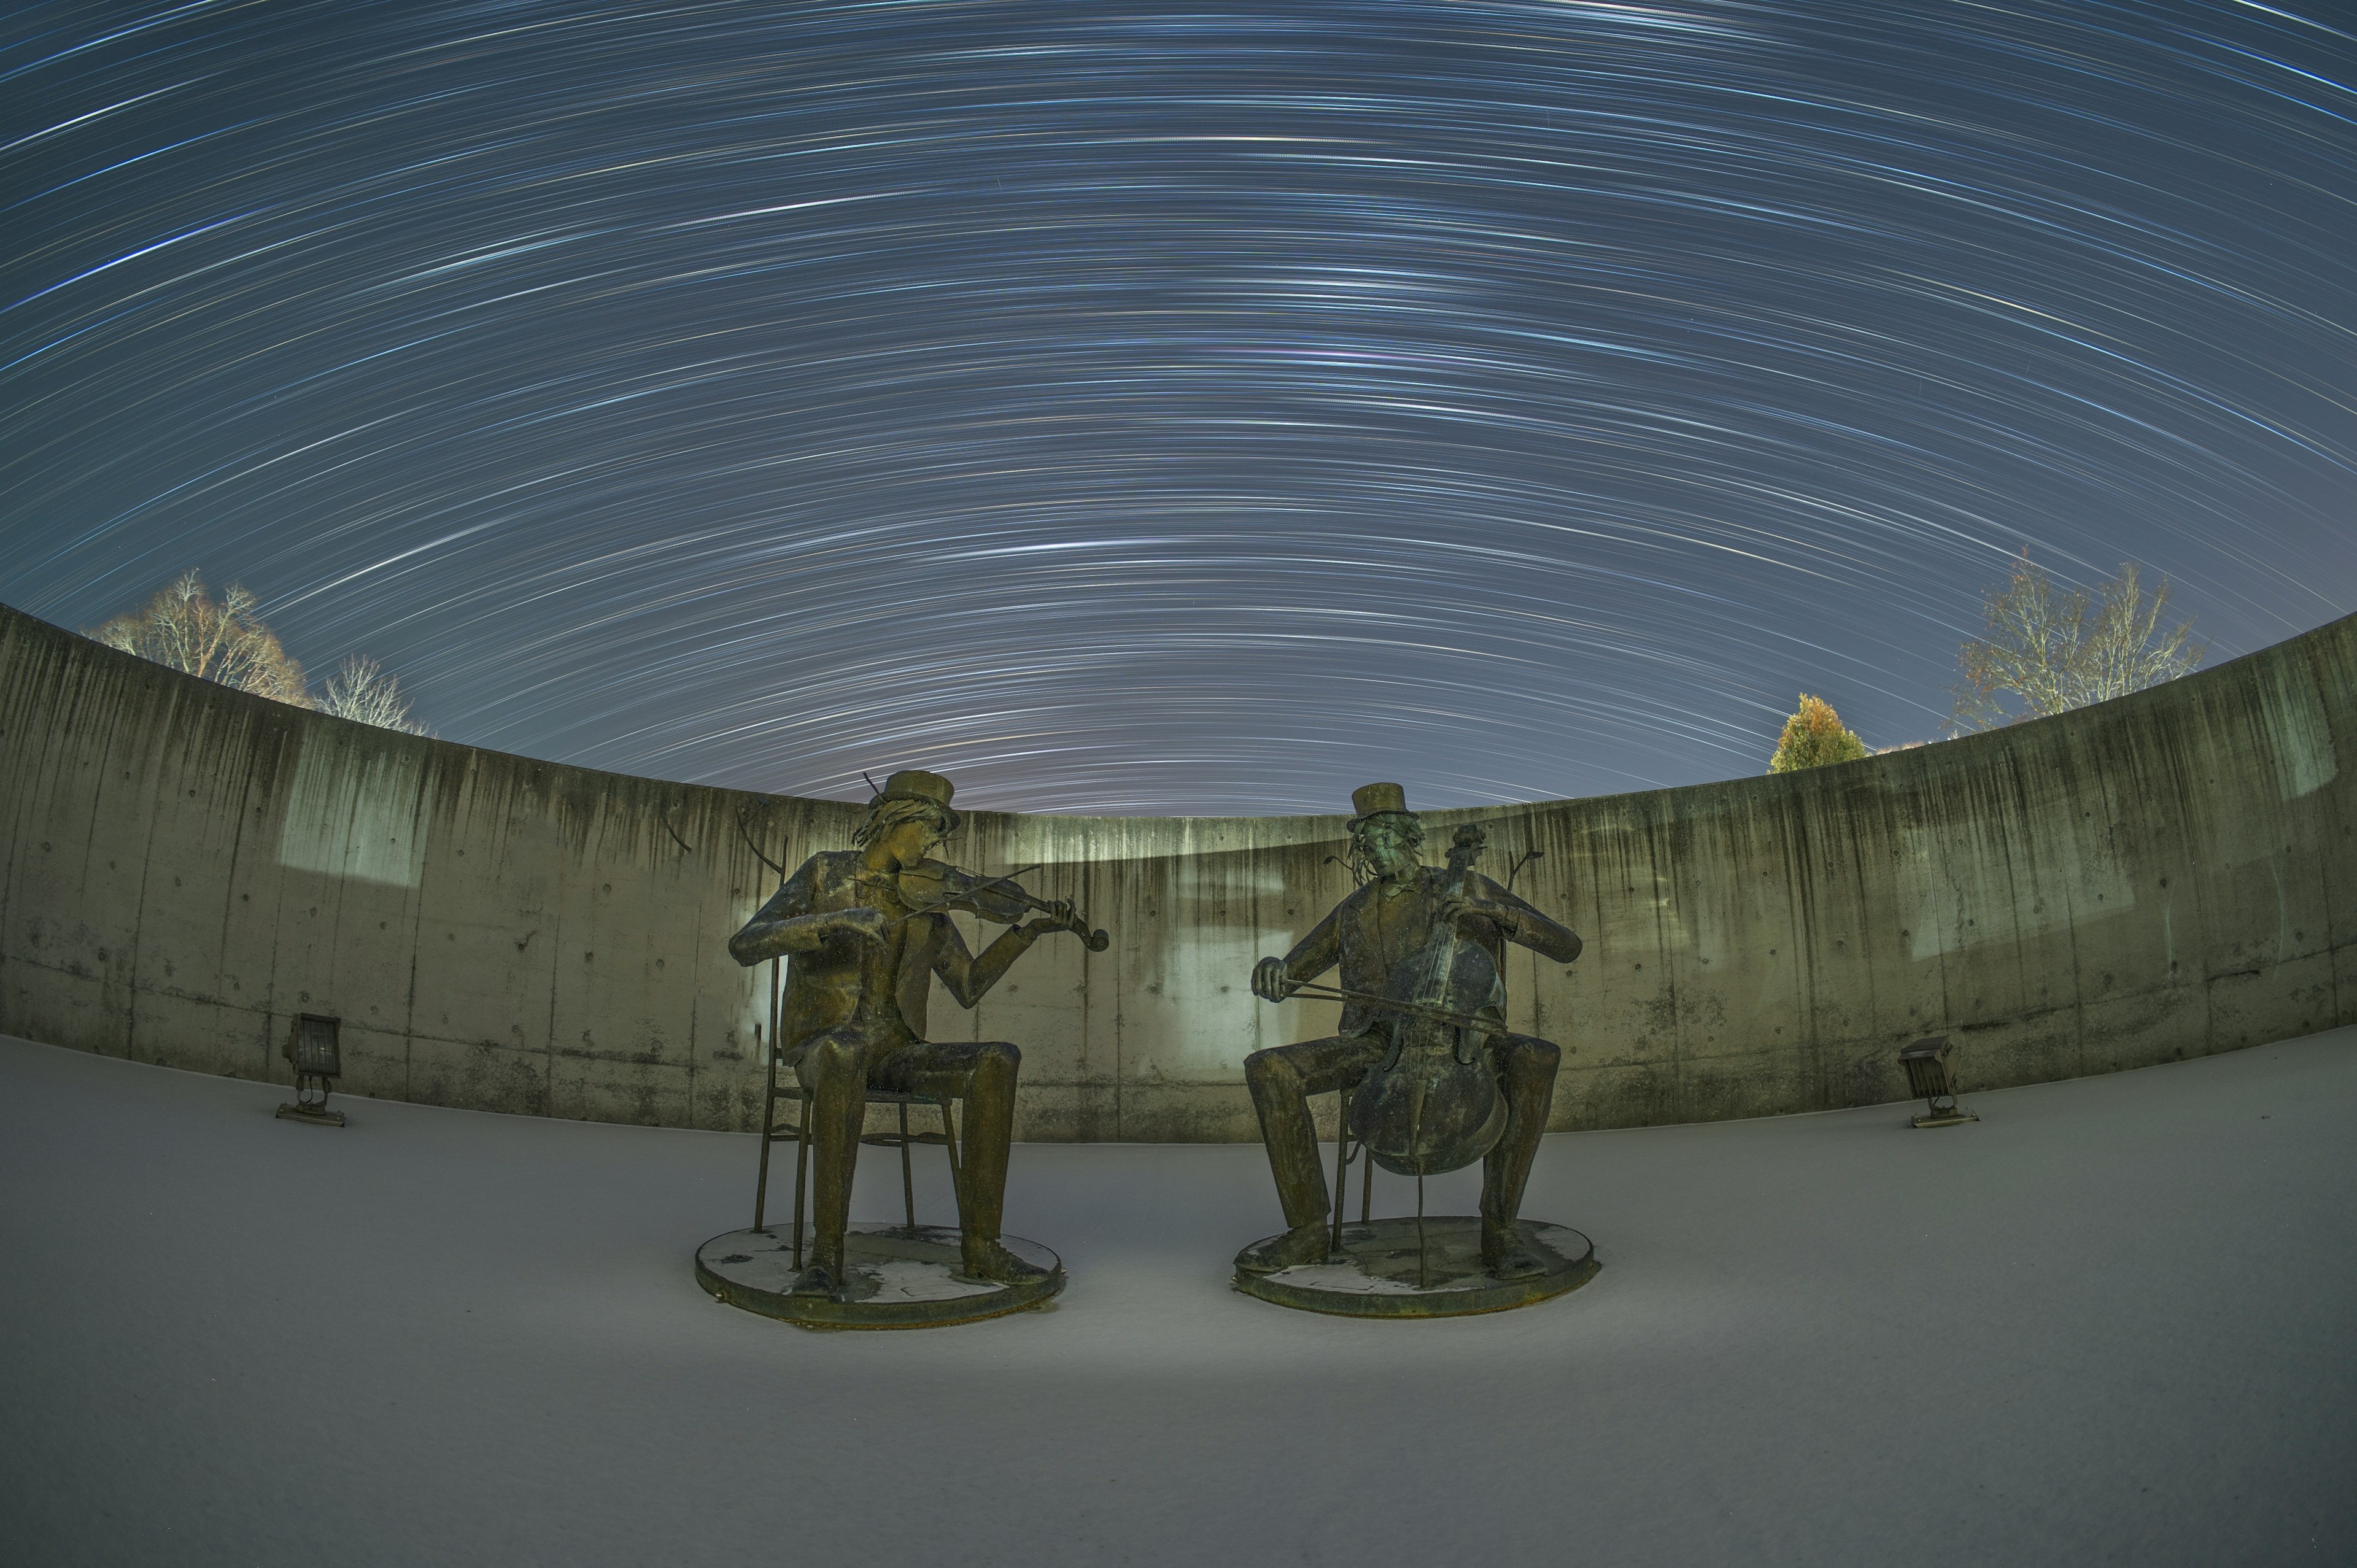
[275,1102,347,1127]
[1910,1108,1978,1129]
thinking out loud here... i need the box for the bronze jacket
[1275,867,1581,1037]
[727,851,1031,1059]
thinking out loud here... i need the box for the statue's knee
[1510,1036,1561,1076]
[799,1033,861,1086]
[1244,1048,1296,1092]
[975,1041,1021,1078]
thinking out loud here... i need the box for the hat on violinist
[1347,781,1414,828]
[872,768,962,833]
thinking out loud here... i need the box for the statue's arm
[728,859,877,967]
[1253,906,1342,1001]
[1468,875,1582,965]
[930,914,1049,1010]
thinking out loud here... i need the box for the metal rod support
[899,1102,916,1231]
[753,959,781,1232]
[792,1116,808,1271]
[1331,1088,1351,1253]
[937,1097,962,1221]
[1416,1172,1428,1290]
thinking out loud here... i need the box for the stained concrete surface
[11,600,2355,1141]
[2,1027,2351,1567]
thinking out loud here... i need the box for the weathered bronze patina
[1231,1216,1596,1319]
[727,769,1091,1307]
[697,1222,1064,1330]
[1239,782,1585,1296]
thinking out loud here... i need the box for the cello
[1278,823,1511,1177]
[1347,823,1509,1178]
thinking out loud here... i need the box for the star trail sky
[4,1,2353,814]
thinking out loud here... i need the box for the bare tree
[91,570,308,706]
[92,571,429,735]
[1951,554,2203,733]
[316,654,428,735]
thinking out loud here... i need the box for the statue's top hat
[1348,781,1412,826]
[872,768,961,832]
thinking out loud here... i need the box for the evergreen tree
[1768,693,1870,773]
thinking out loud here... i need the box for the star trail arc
[2,1,2352,814]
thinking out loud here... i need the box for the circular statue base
[1233,1217,1597,1319]
[696,1223,1064,1330]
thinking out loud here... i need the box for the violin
[1343,824,1509,1177]
[892,862,1110,952]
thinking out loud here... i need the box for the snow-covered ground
[3,1027,2350,1567]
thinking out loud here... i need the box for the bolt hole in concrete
[1,1027,2351,1567]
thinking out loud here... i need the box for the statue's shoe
[787,1265,842,1299]
[1481,1230,1553,1281]
[958,1237,1053,1286]
[1234,1223,1333,1276]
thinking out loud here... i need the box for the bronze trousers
[794,1030,1021,1273]
[1243,1030,1560,1233]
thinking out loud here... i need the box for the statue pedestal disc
[696,1223,1063,1330]
[1233,1216,1596,1319]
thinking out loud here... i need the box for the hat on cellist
[1347,781,1413,827]
[872,768,962,832]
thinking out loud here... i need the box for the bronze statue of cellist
[727,769,1092,1300]
[1240,782,1582,1281]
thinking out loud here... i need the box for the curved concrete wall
[4,601,2351,1140]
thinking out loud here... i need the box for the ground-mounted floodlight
[276,1014,347,1127]
[1900,1036,1977,1128]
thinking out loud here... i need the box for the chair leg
[1331,1088,1352,1252]
[899,1102,916,1231]
[753,1014,781,1233]
[1415,1172,1428,1289]
[791,1100,810,1271]
[936,1097,962,1220]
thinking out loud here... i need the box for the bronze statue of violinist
[1240,782,1582,1282]
[727,769,1101,1301]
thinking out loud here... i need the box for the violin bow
[1272,979,1495,1033]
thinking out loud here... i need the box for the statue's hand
[1441,892,1518,936]
[830,906,889,943]
[1252,956,1296,1003]
[1013,898,1075,940]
